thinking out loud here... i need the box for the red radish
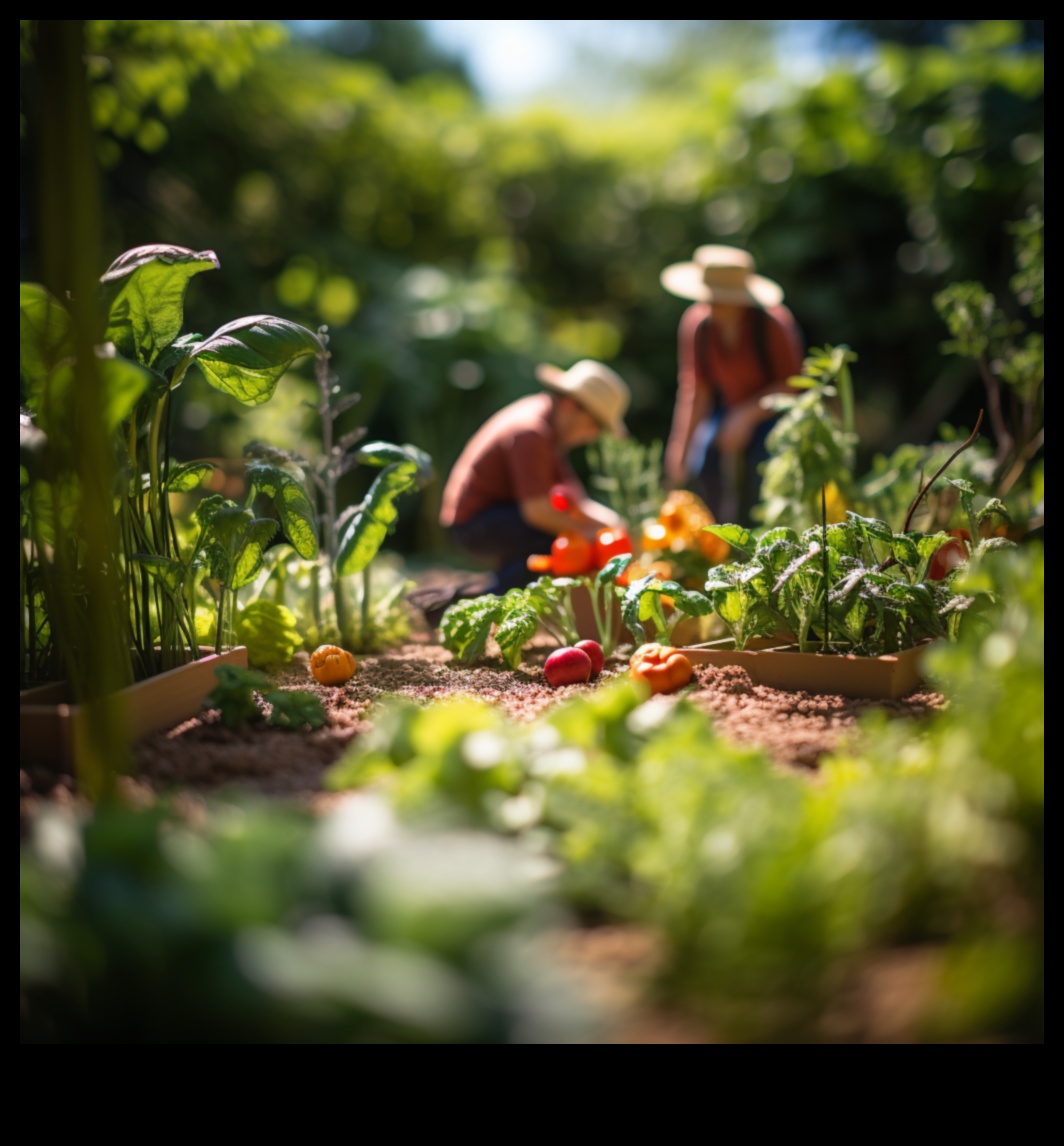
[574,639,605,677]
[544,647,593,688]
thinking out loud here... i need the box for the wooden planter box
[676,637,935,700]
[19,646,248,771]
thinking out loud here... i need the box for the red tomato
[928,529,971,580]
[551,532,594,576]
[550,484,572,512]
[593,526,633,570]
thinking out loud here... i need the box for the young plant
[253,334,432,654]
[204,664,326,730]
[441,555,632,670]
[586,435,665,529]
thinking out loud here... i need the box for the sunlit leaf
[246,461,319,559]
[336,460,419,576]
[20,284,72,402]
[102,245,219,366]
[191,316,324,406]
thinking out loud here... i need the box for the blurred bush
[20,795,591,1043]
[20,20,1043,556]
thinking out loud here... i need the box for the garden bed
[20,629,945,812]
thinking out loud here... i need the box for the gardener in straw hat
[413,360,631,622]
[660,245,804,525]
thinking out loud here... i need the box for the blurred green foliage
[20,20,1043,557]
[20,797,589,1042]
[326,542,1043,1040]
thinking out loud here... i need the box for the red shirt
[440,393,585,528]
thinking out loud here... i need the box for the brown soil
[21,629,946,805]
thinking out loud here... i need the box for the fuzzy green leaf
[495,599,541,669]
[703,524,755,559]
[231,518,280,589]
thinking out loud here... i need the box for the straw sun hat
[535,358,630,438]
[660,244,784,307]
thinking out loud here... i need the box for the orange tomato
[527,553,554,574]
[309,644,357,685]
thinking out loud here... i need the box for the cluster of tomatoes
[526,486,634,579]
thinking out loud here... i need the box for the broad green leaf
[166,461,216,493]
[192,316,324,406]
[845,511,894,545]
[703,524,755,558]
[20,284,72,402]
[336,460,418,576]
[246,461,319,560]
[666,587,715,618]
[195,494,235,530]
[231,518,280,589]
[756,527,799,551]
[130,554,184,592]
[355,441,434,486]
[102,245,220,366]
[595,552,632,590]
[97,356,151,430]
[621,574,657,644]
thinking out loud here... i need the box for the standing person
[413,359,630,624]
[660,245,804,525]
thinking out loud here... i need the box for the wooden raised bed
[676,637,935,700]
[20,646,248,770]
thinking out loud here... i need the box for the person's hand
[716,403,761,454]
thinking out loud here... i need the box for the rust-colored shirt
[678,302,803,410]
[666,302,803,478]
[440,393,584,528]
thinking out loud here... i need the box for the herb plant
[20,244,325,687]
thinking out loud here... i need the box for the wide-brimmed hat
[535,359,630,438]
[660,244,784,307]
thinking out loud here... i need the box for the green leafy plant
[586,436,665,529]
[236,600,303,670]
[20,244,324,688]
[20,795,590,1043]
[935,209,1044,509]
[204,664,326,730]
[238,334,432,655]
[440,555,632,670]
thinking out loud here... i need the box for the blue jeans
[448,504,554,595]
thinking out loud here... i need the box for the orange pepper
[551,531,595,576]
[593,526,633,569]
[309,644,357,685]
[629,643,693,694]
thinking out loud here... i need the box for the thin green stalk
[361,566,372,649]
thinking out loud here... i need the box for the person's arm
[518,495,601,539]
[665,306,713,485]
